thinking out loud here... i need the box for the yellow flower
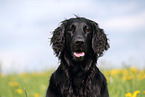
[19,73,26,77]
[106,77,109,82]
[125,92,132,97]
[143,91,145,94]
[34,93,40,97]
[130,66,137,73]
[14,82,19,88]
[32,72,38,77]
[126,90,140,97]
[0,73,5,78]
[8,81,14,87]
[110,69,121,76]
[132,90,140,97]
[17,89,23,94]
[8,81,19,88]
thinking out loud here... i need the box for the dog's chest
[72,73,85,88]
[67,74,91,96]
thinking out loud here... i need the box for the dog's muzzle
[72,38,86,61]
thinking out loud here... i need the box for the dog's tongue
[74,52,85,57]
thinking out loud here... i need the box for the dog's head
[51,17,110,61]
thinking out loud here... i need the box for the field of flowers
[0,67,145,97]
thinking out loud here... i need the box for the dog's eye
[68,25,75,32]
[85,27,91,33]
[86,29,89,32]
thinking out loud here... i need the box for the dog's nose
[75,39,85,45]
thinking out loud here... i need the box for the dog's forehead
[67,18,90,26]
[71,22,87,27]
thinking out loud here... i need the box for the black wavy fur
[47,17,110,97]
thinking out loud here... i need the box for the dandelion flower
[130,66,137,72]
[0,73,5,78]
[32,72,38,77]
[8,81,19,88]
[34,93,40,97]
[125,92,132,97]
[14,82,19,88]
[132,90,140,97]
[8,81,14,87]
[17,89,23,94]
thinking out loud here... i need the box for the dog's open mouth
[73,51,85,61]
[74,52,85,57]
[72,48,86,61]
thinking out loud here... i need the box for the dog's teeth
[74,52,85,57]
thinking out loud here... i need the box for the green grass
[0,71,53,97]
[0,68,145,97]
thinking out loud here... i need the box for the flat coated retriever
[46,17,110,97]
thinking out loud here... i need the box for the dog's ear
[51,20,67,57]
[91,22,110,57]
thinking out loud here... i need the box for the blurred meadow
[0,67,145,97]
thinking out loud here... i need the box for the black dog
[46,17,110,97]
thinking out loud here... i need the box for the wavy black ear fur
[91,22,110,57]
[51,20,67,57]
